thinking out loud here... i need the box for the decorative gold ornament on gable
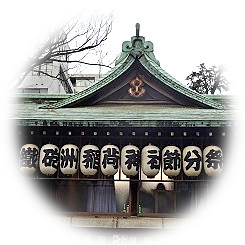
[128,76,146,97]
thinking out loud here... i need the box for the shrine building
[13,24,232,229]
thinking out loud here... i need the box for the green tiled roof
[12,103,232,128]
[42,32,226,110]
[11,93,70,100]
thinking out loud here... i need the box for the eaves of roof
[12,104,233,128]
[139,54,226,110]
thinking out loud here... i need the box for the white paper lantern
[39,144,59,176]
[100,145,120,176]
[60,144,79,175]
[162,146,181,177]
[19,144,39,174]
[121,145,140,177]
[203,146,223,176]
[183,146,202,176]
[80,145,100,176]
[142,145,160,177]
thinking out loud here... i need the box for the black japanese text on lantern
[19,144,223,177]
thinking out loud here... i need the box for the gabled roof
[42,25,226,110]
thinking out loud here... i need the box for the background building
[17,32,74,94]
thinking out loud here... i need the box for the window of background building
[21,88,48,93]
[70,76,96,92]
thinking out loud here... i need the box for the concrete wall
[18,62,73,94]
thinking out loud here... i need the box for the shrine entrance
[18,125,226,217]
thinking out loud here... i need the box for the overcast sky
[1,1,245,244]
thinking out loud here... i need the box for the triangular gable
[83,73,182,106]
[42,28,226,110]
[98,75,179,105]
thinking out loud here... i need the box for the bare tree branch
[50,58,113,69]
[14,14,113,89]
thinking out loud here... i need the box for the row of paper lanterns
[19,144,223,177]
